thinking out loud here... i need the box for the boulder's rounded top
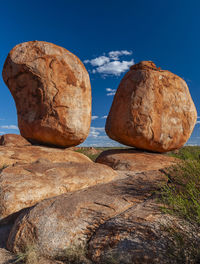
[130,61,159,71]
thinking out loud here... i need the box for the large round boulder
[106,61,197,152]
[2,41,91,147]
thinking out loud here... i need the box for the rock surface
[7,169,167,260]
[0,134,30,147]
[0,248,16,264]
[2,41,91,147]
[0,159,117,220]
[106,61,197,152]
[96,148,176,171]
[0,145,91,167]
[88,201,200,264]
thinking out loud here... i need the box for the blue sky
[0,0,199,146]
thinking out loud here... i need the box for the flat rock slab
[0,145,91,167]
[7,169,167,260]
[0,159,117,220]
[0,134,30,147]
[96,148,176,171]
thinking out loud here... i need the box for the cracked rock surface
[2,41,91,147]
[106,61,197,152]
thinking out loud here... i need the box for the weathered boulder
[106,61,197,152]
[0,134,30,147]
[2,41,91,147]
[88,201,200,264]
[7,169,167,260]
[0,145,91,167]
[96,148,176,171]
[0,159,117,220]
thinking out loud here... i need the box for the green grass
[159,160,200,224]
[167,146,200,161]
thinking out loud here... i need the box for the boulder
[7,169,167,260]
[2,41,91,147]
[106,61,197,152]
[0,159,117,220]
[0,134,30,147]
[88,201,200,264]
[0,145,91,167]
[96,148,176,171]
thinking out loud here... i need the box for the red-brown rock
[106,61,197,152]
[0,159,117,220]
[0,134,30,147]
[0,145,92,167]
[2,41,91,147]
[96,148,176,171]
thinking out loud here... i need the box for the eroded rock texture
[7,170,167,259]
[95,148,176,171]
[0,134,30,147]
[106,61,197,152]
[2,41,91,147]
[0,145,91,167]
[0,159,117,220]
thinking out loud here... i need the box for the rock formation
[96,148,176,171]
[7,169,167,259]
[0,144,92,167]
[0,134,30,147]
[106,61,197,152]
[0,159,117,220]
[2,41,91,147]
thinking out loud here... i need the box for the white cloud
[197,116,200,119]
[84,56,110,67]
[108,50,132,60]
[106,88,115,92]
[91,115,98,120]
[106,88,116,96]
[196,121,200,124]
[101,115,107,119]
[84,50,134,77]
[96,59,134,76]
[0,131,5,135]
[0,125,19,130]
[88,127,105,138]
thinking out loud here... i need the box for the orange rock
[106,61,197,152]
[2,41,91,148]
[0,159,117,220]
[0,134,30,147]
[95,148,176,171]
[0,145,92,167]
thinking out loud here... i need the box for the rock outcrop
[2,41,91,147]
[0,159,117,220]
[106,61,197,152]
[7,169,167,260]
[0,145,91,167]
[0,134,30,147]
[96,148,176,171]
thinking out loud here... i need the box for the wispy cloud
[0,131,5,135]
[101,115,107,119]
[84,50,134,76]
[106,88,116,96]
[88,127,105,138]
[91,115,99,120]
[196,121,200,124]
[0,125,19,130]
